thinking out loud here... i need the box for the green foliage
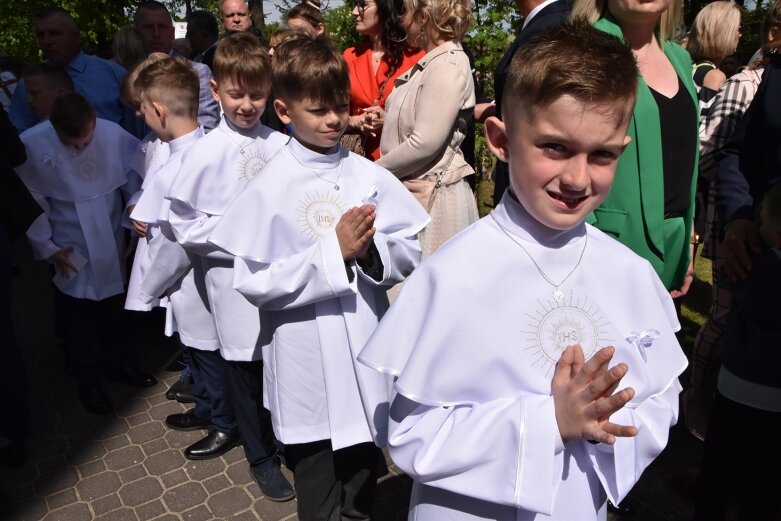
[464,0,520,100]
[324,3,361,52]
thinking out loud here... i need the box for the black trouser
[224,359,278,470]
[287,440,380,521]
[695,390,781,520]
[189,348,236,433]
[56,291,128,382]
[0,228,31,440]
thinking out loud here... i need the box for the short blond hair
[120,52,168,108]
[685,1,741,63]
[134,57,199,119]
[571,0,683,42]
[404,0,473,42]
[213,31,271,88]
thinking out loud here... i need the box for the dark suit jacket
[492,0,571,205]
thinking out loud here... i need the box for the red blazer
[343,42,424,160]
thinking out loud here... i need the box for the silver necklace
[219,126,258,155]
[491,213,587,302]
[287,147,344,190]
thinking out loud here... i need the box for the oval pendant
[334,185,340,191]
[553,289,564,302]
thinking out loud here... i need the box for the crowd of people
[0,0,779,519]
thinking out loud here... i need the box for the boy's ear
[484,116,509,163]
[151,101,166,125]
[274,98,292,125]
[210,79,220,103]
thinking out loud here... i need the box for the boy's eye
[591,150,618,162]
[541,143,566,155]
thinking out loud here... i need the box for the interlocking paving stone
[104,434,133,452]
[65,441,107,466]
[228,510,263,521]
[105,446,146,471]
[163,429,201,450]
[134,499,166,520]
[45,488,78,511]
[42,502,92,521]
[127,422,167,445]
[118,476,164,507]
[33,466,79,496]
[94,506,139,521]
[5,497,48,521]
[36,455,65,475]
[119,464,147,483]
[127,412,153,427]
[150,514,179,521]
[75,470,121,501]
[162,481,208,512]
[202,474,231,494]
[0,462,39,487]
[143,449,185,475]
[29,437,68,461]
[185,458,225,482]
[91,493,122,516]
[207,487,253,518]
[180,504,213,521]
[57,414,96,437]
[224,460,252,486]
[160,468,189,488]
[117,399,153,418]
[148,401,186,422]
[75,458,106,479]
[141,438,168,457]
[92,418,131,441]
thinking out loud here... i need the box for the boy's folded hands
[553,345,638,445]
[336,205,376,261]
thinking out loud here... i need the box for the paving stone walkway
[1,243,700,521]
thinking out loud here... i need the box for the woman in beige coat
[378,0,478,259]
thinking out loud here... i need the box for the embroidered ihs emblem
[77,159,99,180]
[238,151,268,182]
[297,192,344,240]
[521,291,613,376]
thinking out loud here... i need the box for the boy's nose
[560,158,589,190]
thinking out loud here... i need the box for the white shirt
[359,193,687,520]
[209,137,430,449]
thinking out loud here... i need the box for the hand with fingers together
[553,345,638,445]
[50,246,77,277]
[336,204,376,261]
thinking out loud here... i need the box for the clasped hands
[553,345,638,445]
[336,205,376,261]
[349,106,385,138]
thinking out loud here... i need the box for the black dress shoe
[107,365,158,388]
[165,377,193,401]
[78,383,113,415]
[185,429,241,460]
[174,388,195,403]
[165,410,212,431]
[251,464,295,502]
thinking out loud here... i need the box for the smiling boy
[358,21,688,521]
[208,34,430,521]
[165,32,294,501]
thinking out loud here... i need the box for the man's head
[220,0,253,33]
[272,35,350,153]
[135,57,199,140]
[211,32,270,128]
[186,10,220,54]
[49,92,97,151]
[33,7,81,65]
[134,1,175,55]
[22,62,75,120]
[484,21,638,231]
[760,182,781,249]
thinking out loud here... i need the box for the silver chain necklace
[219,126,258,155]
[286,147,344,190]
[490,213,587,302]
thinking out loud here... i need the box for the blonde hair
[405,0,473,42]
[571,0,684,42]
[120,52,169,108]
[685,1,741,63]
[134,57,199,119]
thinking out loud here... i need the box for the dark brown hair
[49,92,96,138]
[22,62,74,91]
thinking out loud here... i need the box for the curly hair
[351,0,408,77]
[404,0,473,42]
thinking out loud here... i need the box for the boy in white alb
[18,92,156,416]
[127,57,236,459]
[208,35,430,521]
[358,22,688,521]
[165,32,294,500]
